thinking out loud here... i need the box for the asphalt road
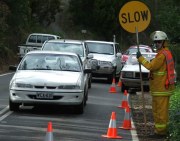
[0,73,139,141]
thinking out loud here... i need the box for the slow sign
[119,1,151,33]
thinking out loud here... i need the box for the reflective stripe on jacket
[138,47,175,96]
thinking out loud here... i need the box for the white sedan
[9,51,91,114]
[120,52,157,92]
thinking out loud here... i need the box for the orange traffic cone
[44,122,53,141]
[118,90,129,109]
[119,106,134,130]
[109,78,117,93]
[102,112,123,139]
[117,78,122,87]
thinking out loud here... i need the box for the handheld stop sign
[119,1,151,33]
[119,1,151,134]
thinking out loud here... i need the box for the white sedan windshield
[126,54,156,65]
[19,54,81,71]
[86,43,114,55]
[43,42,84,57]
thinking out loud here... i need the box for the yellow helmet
[150,31,168,41]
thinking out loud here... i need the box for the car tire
[76,100,84,114]
[9,99,20,111]
[88,75,92,89]
[107,75,113,83]
[85,87,88,105]
[121,83,128,93]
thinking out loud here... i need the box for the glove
[136,51,142,59]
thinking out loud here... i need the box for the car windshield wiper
[61,69,80,72]
[102,52,113,55]
[32,68,52,70]
[89,51,100,54]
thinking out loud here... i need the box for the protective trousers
[152,96,170,135]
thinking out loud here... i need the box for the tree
[30,0,62,26]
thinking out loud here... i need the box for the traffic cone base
[109,87,117,93]
[119,120,134,130]
[109,78,117,93]
[102,112,123,139]
[102,134,122,139]
[119,107,134,130]
[117,79,122,87]
[117,90,128,108]
[118,101,128,109]
[45,122,53,141]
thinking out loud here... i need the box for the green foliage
[68,0,180,49]
[155,0,180,40]
[30,0,61,26]
[169,83,180,140]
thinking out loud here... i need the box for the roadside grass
[169,82,180,140]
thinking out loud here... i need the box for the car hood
[122,65,149,72]
[90,53,114,61]
[12,70,81,85]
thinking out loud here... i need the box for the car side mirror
[87,54,93,59]
[116,52,122,57]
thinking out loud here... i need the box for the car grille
[135,72,149,80]
[35,86,57,89]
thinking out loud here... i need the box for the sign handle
[135,27,147,135]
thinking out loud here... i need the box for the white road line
[0,111,13,121]
[0,72,14,76]
[0,106,13,121]
[0,106,9,115]
[131,118,139,141]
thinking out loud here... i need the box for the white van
[18,33,61,59]
[84,40,122,83]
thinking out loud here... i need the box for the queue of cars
[10,36,157,114]
[41,39,96,89]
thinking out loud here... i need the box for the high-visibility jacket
[138,47,175,96]
[157,49,175,89]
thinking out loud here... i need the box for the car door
[115,43,122,74]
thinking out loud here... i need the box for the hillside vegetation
[0,0,179,70]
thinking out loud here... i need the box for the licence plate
[36,92,53,99]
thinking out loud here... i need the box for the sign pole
[119,1,151,136]
[135,27,147,134]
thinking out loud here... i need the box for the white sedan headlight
[11,82,33,89]
[58,85,80,89]
[58,76,82,90]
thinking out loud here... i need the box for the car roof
[45,39,83,44]
[131,52,157,55]
[84,40,116,44]
[30,33,60,37]
[129,45,151,49]
[26,50,79,56]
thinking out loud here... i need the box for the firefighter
[136,31,176,138]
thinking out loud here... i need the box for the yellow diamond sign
[119,1,151,33]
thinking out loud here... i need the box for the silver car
[84,40,122,83]
[9,51,91,114]
[41,39,97,88]
[120,52,157,92]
